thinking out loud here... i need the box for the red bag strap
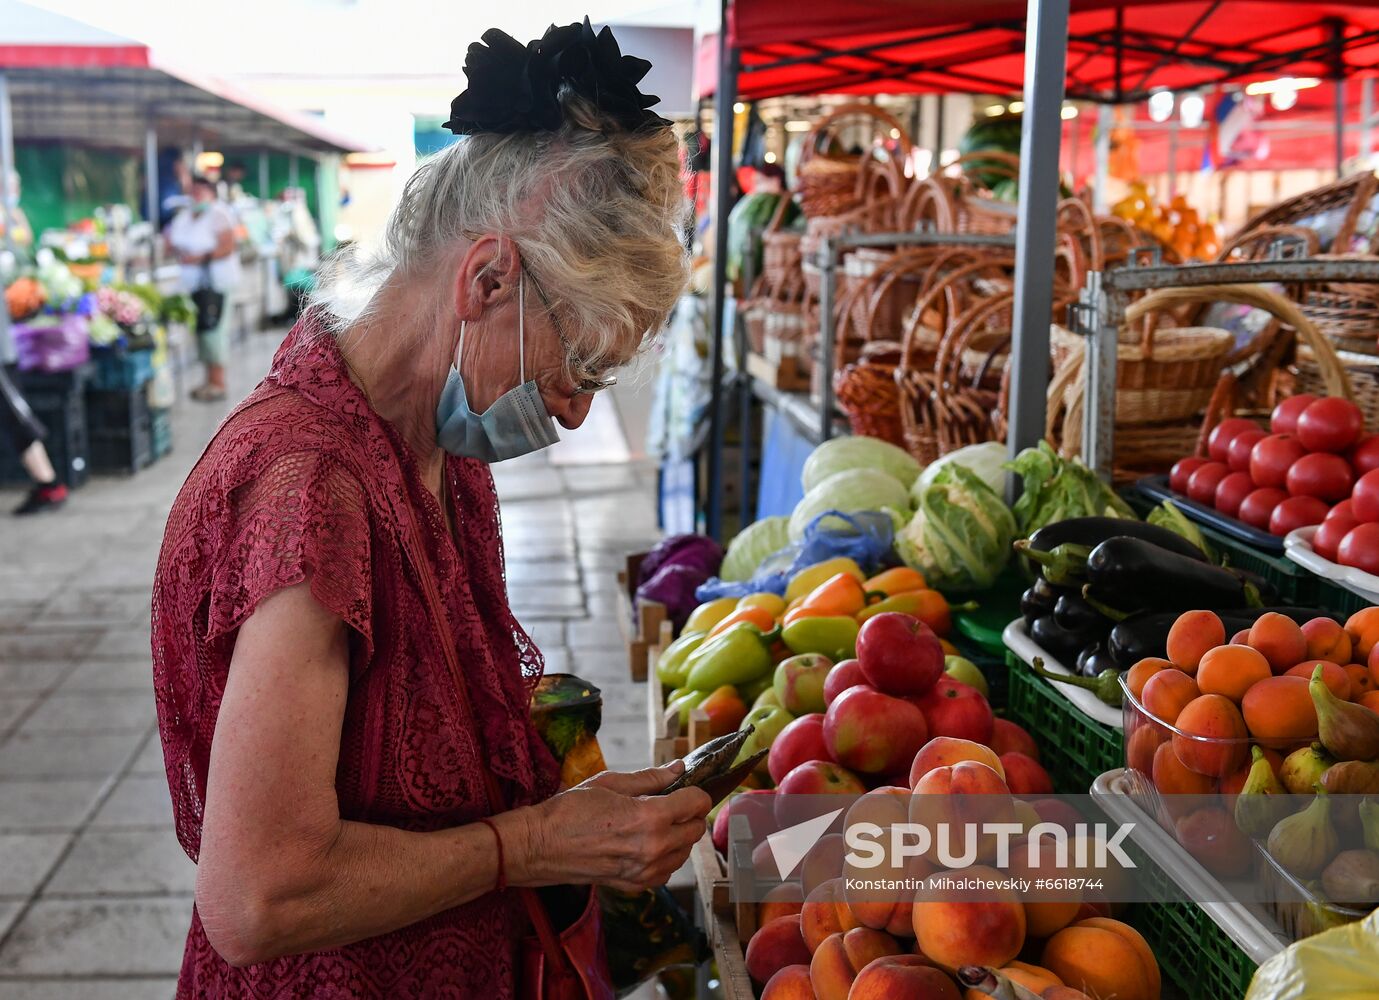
[402,498,570,972]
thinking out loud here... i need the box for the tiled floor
[0,328,665,995]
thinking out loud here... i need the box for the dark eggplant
[1078,644,1122,679]
[1031,614,1104,665]
[1024,516,1207,565]
[1107,606,1343,669]
[1054,592,1106,634]
[1223,566,1281,607]
[1084,537,1250,613]
[1021,577,1070,624]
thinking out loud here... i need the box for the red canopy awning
[698,1,1379,102]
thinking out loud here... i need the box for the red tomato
[1170,456,1209,493]
[1285,452,1355,502]
[1187,462,1231,504]
[1207,418,1261,463]
[1337,522,1379,575]
[1271,394,1318,435]
[1328,498,1356,523]
[1249,434,1307,489]
[1349,435,1379,476]
[1226,429,1267,472]
[1238,487,1288,530]
[1354,469,1379,523]
[1213,471,1255,517]
[1297,397,1364,453]
[1269,496,1330,536]
[1314,513,1359,561]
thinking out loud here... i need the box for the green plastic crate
[1003,654,1123,793]
[1310,576,1372,618]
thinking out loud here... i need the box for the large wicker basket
[1299,255,1379,356]
[797,104,912,219]
[834,341,905,446]
[1235,171,1379,254]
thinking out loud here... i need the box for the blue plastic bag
[694,510,896,602]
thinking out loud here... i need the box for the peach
[990,718,1040,760]
[1241,675,1319,745]
[1347,606,1379,660]
[769,714,831,785]
[912,864,1026,971]
[909,736,1006,787]
[760,883,806,927]
[1175,806,1252,878]
[824,685,929,775]
[1126,722,1166,776]
[1042,919,1160,1000]
[1348,663,1376,699]
[1249,612,1308,673]
[1006,851,1081,939]
[1171,694,1248,777]
[1166,610,1225,673]
[849,955,961,1000]
[800,878,860,952]
[1302,617,1353,665]
[809,928,902,1000]
[999,752,1053,795]
[911,763,1016,863]
[760,964,814,1000]
[1196,644,1271,703]
[746,914,813,985]
[1286,660,1350,700]
[800,834,851,897]
[1231,628,1251,645]
[1126,657,1171,700]
[1361,690,1379,713]
[1140,669,1200,724]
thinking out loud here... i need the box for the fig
[1319,759,1379,796]
[1311,664,1379,761]
[1279,743,1335,795]
[1362,798,1379,852]
[1320,849,1379,907]
[1267,788,1338,878]
[1234,745,1287,838]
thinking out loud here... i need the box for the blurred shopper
[168,175,240,401]
[151,20,705,1000]
[158,148,191,229]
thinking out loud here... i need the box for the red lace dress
[151,317,560,998]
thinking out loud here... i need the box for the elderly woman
[151,21,709,999]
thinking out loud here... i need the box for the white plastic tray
[1001,619,1123,728]
[1283,525,1379,605]
[1091,768,1289,965]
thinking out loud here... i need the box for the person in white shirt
[168,175,240,401]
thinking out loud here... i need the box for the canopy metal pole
[1007,0,1070,497]
[289,154,300,190]
[0,73,17,254]
[1093,102,1112,213]
[706,13,739,542]
[259,150,270,199]
[1336,78,1346,179]
[144,123,160,267]
[1363,76,1374,166]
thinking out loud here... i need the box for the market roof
[700,0,1379,102]
[0,0,370,155]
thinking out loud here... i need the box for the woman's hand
[510,763,712,893]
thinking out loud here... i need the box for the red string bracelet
[478,818,507,892]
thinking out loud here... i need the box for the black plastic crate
[0,365,91,488]
[150,407,173,460]
[86,387,153,476]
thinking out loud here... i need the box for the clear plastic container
[1251,838,1370,939]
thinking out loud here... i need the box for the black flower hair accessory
[444,17,670,136]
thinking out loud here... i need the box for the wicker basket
[1299,255,1379,356]
[760,191,805,297]
[1236,172,1379,254]
[834,341,905,446]
[797,104,913,219]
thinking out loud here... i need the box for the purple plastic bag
[14,316,91,373]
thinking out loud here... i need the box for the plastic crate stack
[0,364,94,488]
[86,347,173,475]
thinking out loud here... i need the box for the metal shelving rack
[1070,254,1379,478]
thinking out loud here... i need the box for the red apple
[910,677,994,745]
[713,789,776,855]
[855,613,944,697]
[823,685,928,775]
[822,659,866,707]
[989,717,1040,760]
[998,751,1053,795]
[768,714,831,785]
[776,760,867,798]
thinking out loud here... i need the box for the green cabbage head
[897,464,1016,593]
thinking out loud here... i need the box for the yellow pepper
[784,557,864,604]
[685,597,740,634]
[737,592,787,618]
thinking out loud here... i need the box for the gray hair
[312,93,688,372]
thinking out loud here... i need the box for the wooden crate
[692,822,755,999]
[616,551,667,682]
[647,620,713,766]
[746,351,811,393]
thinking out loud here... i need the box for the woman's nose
[557,393,594,430]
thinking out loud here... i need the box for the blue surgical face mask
[435,270,561,463]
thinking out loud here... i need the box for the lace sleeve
[204,450,375,665]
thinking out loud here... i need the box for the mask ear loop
[518,268,526,383]
[456,321,466,368]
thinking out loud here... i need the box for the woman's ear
[452,235,521,322]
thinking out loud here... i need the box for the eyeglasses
[523,265,618,397]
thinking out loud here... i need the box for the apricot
[1349,662,1376,698]
[1195,645,1271,703]
[1370,643,1379,688]
[909,736,1005,786]
[1346,606,1379,660]
[760,882,806,927]
[1166,610,1224,673]
[1006,851,1081,939]
[912,864,1026,971]
[1285,660,1350,700]
[809,927,903,1000]
[800,878,860,952]
[1172,694,1248,776]
[1042,918,1160,1000]
[1175,805,1252,878]
[1151,739,1214,802]
[760,964,813,1000]
[1140,669,1200,724]
[1248,612,1308,674]
[1241,675,1319,745]
[1302,617,1353,665]
[746,915,813,985]
[1361,690,1379,714]
[1126,722,1166,776]
[1126,658,1170,700]
[850,955,961,1000]
[1230,629,1251,645]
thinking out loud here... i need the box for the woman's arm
[208,221,236,261]
[196,580,708,967]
